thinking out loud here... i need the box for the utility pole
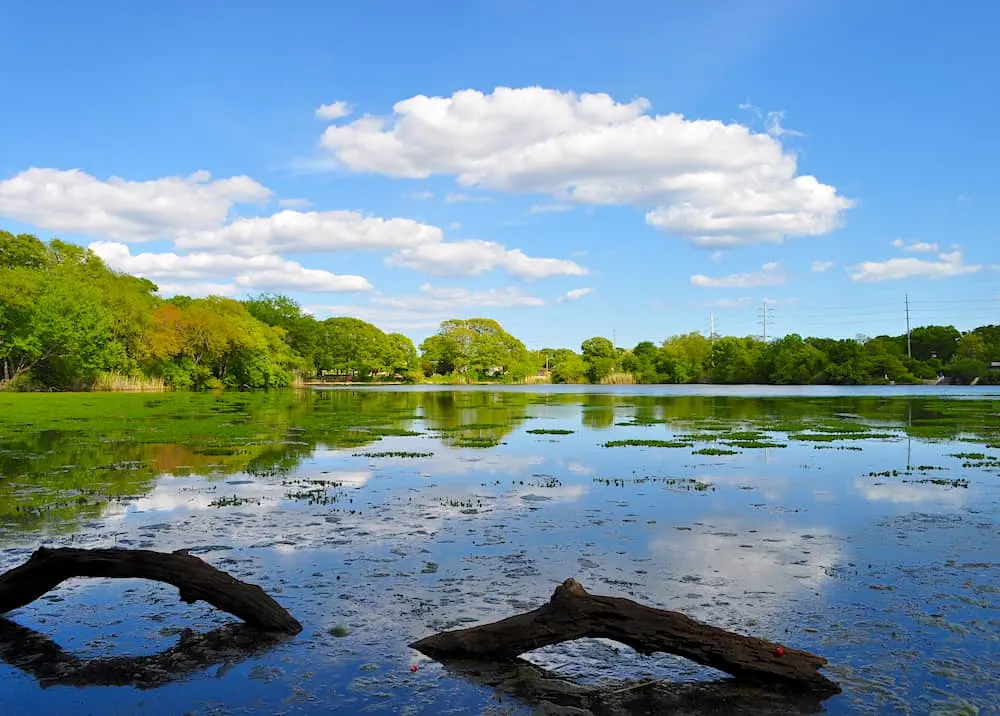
[709,312,717,341]
[905,294,912,358]
[757,301,774,342]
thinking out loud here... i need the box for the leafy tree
[551,353,587,383]
[421,318,529,380]
[659,332,711,383]
[580,336,616,383]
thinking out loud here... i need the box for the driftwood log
[0,547,302,634]
[412,578,839,693]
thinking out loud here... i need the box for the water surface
[0,388,997,714]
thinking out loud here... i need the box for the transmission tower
[757,302,775,342]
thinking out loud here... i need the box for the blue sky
[1,0,997,350]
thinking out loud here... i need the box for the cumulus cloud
[319,86,852,247]
[373,284,545,311]
[301,304,445,331]
[153,281,238,298]
[0,167,270,242]
[849,250,981,282]
[811,260,834,272]
[305,285,546,331]
[690,261,787,288]
[891,239,939,253]
[90,242,372,293]
[315,100,353,120]
[385,239,587,279]
[174,209,443,255]
[558,287,594,302]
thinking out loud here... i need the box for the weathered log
[411,578,839,693]
[0,617,287,689]
[0,547,302,634]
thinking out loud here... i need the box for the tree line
[2,230,997,389]
[546,328,999,386]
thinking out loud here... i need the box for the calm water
[0,387,998,715]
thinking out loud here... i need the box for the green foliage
[581,336,617,382]
[4,229,1000,390]
[420,318,530,381]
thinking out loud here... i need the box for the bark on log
[0,547,302,634]
[411,578,839,693]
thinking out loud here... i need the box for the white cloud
[891,239,939,253]
[406,190,434,200]
[739,102,805,138]
[302,304,444,331]
[153,281,238,298]
[315,100,353,120]
[319,86,852,247]
[90,242,372,293]
[558,287,594,302]
[305,284,546,331]
[849,250,982,283]
[0,167,270,242]
[385,239,587,279]
[811,259,834,272]
[174,209,443,256]
[690,261,787,288]
[530,203,572,214]
[374,284,545,311]
[444,192,492,203]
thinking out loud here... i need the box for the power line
[905,293,912,358]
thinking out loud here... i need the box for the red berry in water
[410,664,419,672]
[775,646,785,657]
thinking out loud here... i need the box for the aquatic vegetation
[906,477,970,488]
[789,431,896,442]
[525,428,575,435]
[454,436,503,448]
[352,451,434,459]
[692,447,741,456]
[208,494,262,508]
[722,440,788,449]
[602,439,693,448]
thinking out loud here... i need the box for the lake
[0,387,998,715]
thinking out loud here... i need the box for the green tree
[580,336,616,383]
[421,318,529,380]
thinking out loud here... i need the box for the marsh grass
[92,372,167,392]
[599,372,637,385]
